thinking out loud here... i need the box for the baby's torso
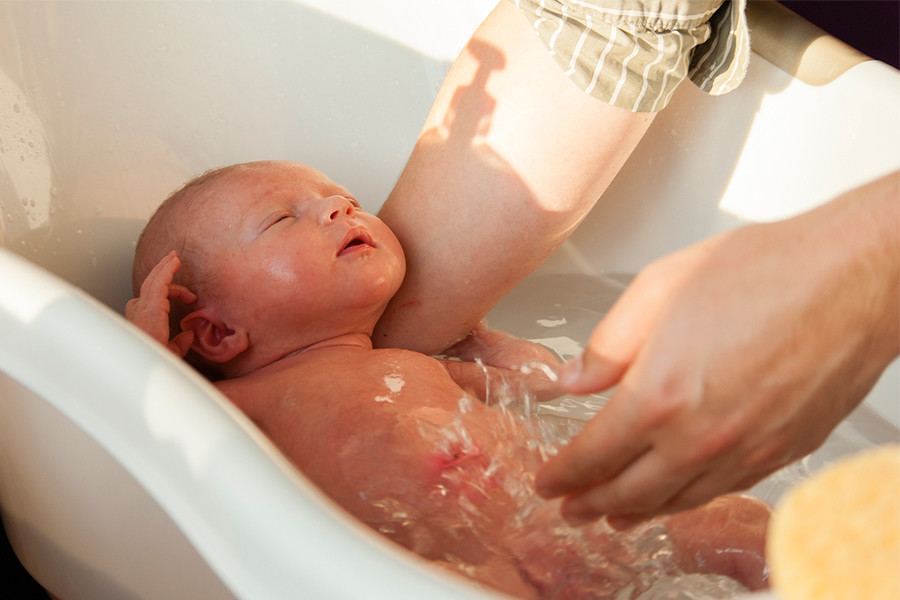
[218,347,538,567]
[214,347,771,598]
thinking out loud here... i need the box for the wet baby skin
[128,161,770,598]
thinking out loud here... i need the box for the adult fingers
[638,465,770,519]
[555,444,706,524]
[535,386,650,500]
[558,268,666,396]
[557,311,635,395]
[598,454,777,528]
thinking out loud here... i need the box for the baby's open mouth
[338,229,374,255]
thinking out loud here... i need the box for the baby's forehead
[211,162,349,205]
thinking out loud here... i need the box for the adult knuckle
[739,437,794,472]
[600,486,647,515]
[633,380,701,438]
[690,419,743,464]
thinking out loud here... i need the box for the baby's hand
[443,321,563,401]
[445,321,561,372]
[125,251,197,357]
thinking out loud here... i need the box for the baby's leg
[659,494,771,590]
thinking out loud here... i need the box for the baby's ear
[180,308,249,365]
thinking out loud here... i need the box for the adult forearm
[837,170,900,364]
[374,1,654,353]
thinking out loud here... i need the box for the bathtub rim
[0,245,503,600]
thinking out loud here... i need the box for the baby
[127,161,770,599]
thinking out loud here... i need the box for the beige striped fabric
[510,0,750,112]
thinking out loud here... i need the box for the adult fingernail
[558,356,583,389]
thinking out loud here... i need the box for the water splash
[364,271,892,598]
[374,362,405,404]
[366,360,750,599]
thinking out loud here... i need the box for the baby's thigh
[661,494,771,590]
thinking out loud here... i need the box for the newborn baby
[127,161,770,598]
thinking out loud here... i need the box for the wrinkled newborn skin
[219,345,770,598]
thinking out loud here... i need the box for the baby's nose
[319,195,355,223]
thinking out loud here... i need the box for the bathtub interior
[0,1,898,599]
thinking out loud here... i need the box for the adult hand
[535,173,900,523]
[125,250,197,357]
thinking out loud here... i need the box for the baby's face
[188,161,405,345]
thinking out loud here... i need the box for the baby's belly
[298,366,769,598]
[348,402,529,560]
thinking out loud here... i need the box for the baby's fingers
[125,251,196,351]
[124,296,142,321]
[139,251,183,300]
[168,330,195,358]
[169,283,197,305]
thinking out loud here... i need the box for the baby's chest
[263,353,471,444]
[308,351,468,410]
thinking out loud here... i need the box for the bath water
[367,272,898,599]
[485,272,899,507]
[364,273,759,599]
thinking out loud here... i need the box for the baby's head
[133,161,406,377]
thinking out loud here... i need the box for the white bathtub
[0,1,897,599]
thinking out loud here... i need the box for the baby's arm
[125,250,197,357]
[443,322,561,372]
[441,322,562,403]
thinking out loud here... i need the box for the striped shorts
[510,0,750,112]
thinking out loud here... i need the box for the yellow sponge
[767,444,900,600]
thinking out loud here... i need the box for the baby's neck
[227,332,375,379]
[294,332,375,354]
